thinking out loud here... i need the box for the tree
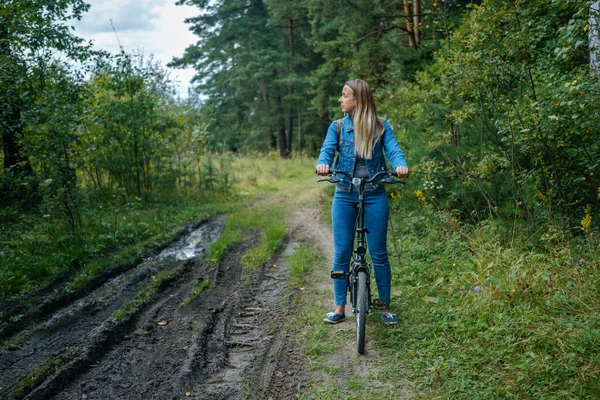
[265,0,320,153]
[83,52,181,197]
[28,66,88,232]
[171,0,473,155]
[386,0,600,224]
[172,0,285,155]
[0,0,91,177]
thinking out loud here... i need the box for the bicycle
[318,168,404,354]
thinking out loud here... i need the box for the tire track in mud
[50,234,306,400]
[51,240,251,400]
[0,218,225,399]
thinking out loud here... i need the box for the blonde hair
[345,79,384,159]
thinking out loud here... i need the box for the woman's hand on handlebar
[395,166,409,178]
[316,164,330,176]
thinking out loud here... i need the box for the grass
[11,351,78,399]
[296,180,599,399]
[205,152,323,270]
[287,244,325,289]
[373,193,600,399]
[207,202,288,269]
[0,197,220,301]
[181,276,212,307]
[112,265,183,321]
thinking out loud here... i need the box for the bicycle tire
[356,270,368,354]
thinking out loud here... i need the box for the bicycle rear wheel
[356,270,368,354]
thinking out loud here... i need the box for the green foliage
[170,0,473,156]
[383,196,600,398]
[173,0,297,154]
[381,0,600,226]
[0,0,94,220]
[2,1,599,395]
[82,52,185,197]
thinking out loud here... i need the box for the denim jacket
[316,115,407,192]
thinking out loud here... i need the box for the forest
[1,0,599,398]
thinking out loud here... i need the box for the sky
[73,0,199,96]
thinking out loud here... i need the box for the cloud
[75,0,165,34]
[73,0,199,95]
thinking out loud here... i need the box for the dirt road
[0,206,336,400]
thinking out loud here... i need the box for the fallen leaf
[186,391,191,397]
[156,319,168,326]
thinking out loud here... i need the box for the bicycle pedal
[330,270,346,279]
[373,298,388,310]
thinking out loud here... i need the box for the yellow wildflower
[414,190,427,206]
[390,191,403,200]
[581,205,592,232]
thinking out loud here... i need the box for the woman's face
[339,85,356,114]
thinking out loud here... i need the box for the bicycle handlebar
[316,169,406,185]
[330,169,392,183]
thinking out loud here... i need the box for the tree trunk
[275,94,288,157]
[287,104,293,154]
[402,0,416,49]
[133,124,141,197]
[297,108,302,151]
[286,18,294,154]
[260,80,277,150]
[413,0,421,47]
[277,118,288,158]
[590,1,600,75]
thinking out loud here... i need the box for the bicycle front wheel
[356,270,368,354]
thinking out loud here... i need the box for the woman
[316,79,409,325]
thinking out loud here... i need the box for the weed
[112,266,182,322]
[181,276,212,307]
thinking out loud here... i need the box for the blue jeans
[331,189,392,307]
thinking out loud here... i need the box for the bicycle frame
[349,176,372,314]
